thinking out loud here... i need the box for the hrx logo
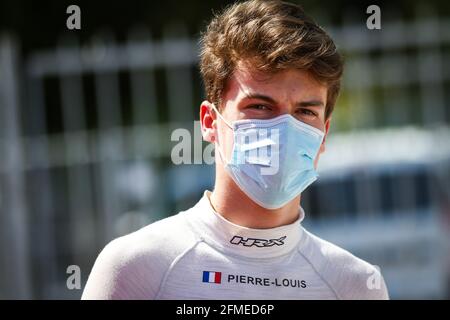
[230,236,286,247]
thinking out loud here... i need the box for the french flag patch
[202,271,222,284]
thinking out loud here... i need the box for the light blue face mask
[212,104,324,209]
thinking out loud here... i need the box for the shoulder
[100,211,199,266]
[114,210,199,254]
[82,211,199,300]
[298,227,389,300]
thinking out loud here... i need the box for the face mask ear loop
[211,103,233,129]
[211,103,232,166]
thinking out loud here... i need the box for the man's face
[202,60,330,168]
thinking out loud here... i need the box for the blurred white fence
[0,17,449,299]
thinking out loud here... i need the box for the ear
[200,100,217,143]
[319,117,331,154]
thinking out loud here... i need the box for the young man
[82,0,389,300]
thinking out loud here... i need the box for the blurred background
[0,0,449,299]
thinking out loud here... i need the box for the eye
[248,104,271,111]
[298,108,317,117]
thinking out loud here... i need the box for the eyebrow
[244,92,325,108]
[298,100,324,108]
[244,93,277,105]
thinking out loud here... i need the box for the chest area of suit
[156,242,335,299]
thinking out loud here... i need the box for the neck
[210,167,301,229]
